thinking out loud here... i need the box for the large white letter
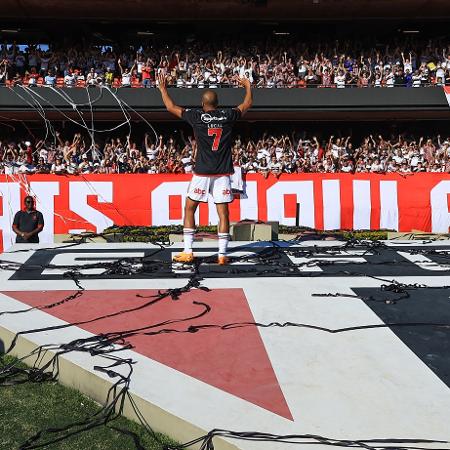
[239,181,258,221]
[380,180,399,230]
[322,179,340,230]
[266,181,315,227]
[431,180,450,232]
[0,182,20,251]
[69,182,114,232]
[353,180,371,230]
[30,181,59,244]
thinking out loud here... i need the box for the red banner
[1,173,450,251]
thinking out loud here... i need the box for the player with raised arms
[158,73,252,265]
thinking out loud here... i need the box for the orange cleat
[217,255,229,265]
[173,252,194,263]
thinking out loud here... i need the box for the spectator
[105,67,114,86]
[50,155,66,174]
[1,36,449,89]
[2,128,450,175]
[44,70,56,86]
[118,59,135,87]
[27,67,38,87]
[0,60,8,85]
[86,68,99,87]
[64,69,77,87]
[141,59,153,87]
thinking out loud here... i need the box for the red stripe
[314,178,324,230]
[168,195,183,221]
[370,178,381,229]
[340,175,354,230]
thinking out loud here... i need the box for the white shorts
[188,174,234,204]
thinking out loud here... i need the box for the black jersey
[182,107,241,175]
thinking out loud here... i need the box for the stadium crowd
[1,36,450,88]
[1,130,449,175]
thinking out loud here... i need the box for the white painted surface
[69,181,114,232]
[322,179,341,230]
[266,181,315,227]
[380,180,399,230]
[352,180,371,230]
[29,181,60,245]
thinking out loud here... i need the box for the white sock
[183,228,195,253]
[218,233,229,256]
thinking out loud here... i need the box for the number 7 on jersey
[208,127,223,151]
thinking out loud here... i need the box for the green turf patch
[0,354,177,450]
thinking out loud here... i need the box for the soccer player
[157,73,252,265]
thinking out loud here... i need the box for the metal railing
[1,79,447,89]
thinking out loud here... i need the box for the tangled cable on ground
[1,236,450,450]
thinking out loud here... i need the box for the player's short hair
[202,90,218,108]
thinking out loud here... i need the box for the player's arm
[157,73,184,119]
[236,77,252,116]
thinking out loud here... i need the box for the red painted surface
[3,288,293,420]
[284,194,298,219]
[168,195,183,221]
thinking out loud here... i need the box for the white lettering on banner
[266,181,315,227]
[151,182,199,225]
[30,182,59,245]
[2,176,450,248]
[240,181,258,221]
[353,180,371,230]
[322,180,341,230]
[0,182,20,251]
[69,182,114,232]
[380,181,399,230]
[431,181,450,232]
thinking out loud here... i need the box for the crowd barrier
[0,86,448,115]
[1,173,450,252]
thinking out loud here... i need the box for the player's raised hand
[157,73,167,91]
[237,76,251,88]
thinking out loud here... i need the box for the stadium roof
[1,0,450,21]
